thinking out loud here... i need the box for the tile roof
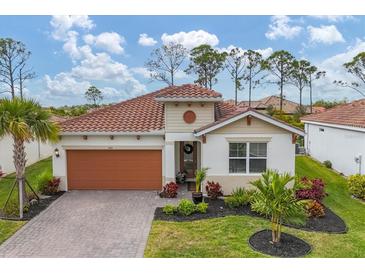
[302,99,365,129]
[60,84,223,133]
[155,84,222,99]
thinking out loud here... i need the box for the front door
[180,141,197,179]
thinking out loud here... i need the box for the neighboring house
[239,95,305,114]
[302,99,365,176]
[53,84,304,194]
[0,115,67,175]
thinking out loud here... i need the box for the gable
[209,116,289,134]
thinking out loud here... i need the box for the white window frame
[229,142,268,175]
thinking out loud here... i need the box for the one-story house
[53,84,304,194]
[302,99,365,176]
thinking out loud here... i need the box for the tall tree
[85,86,103,106]
[334,52,365,97]
[185,44,227,89]
[262,50,295,111]
[145,43,187,86]
[225,48,245,105]
[0,98,59,218]
[0,38,35,99]
[242,50,265,107]
[308,66,326,113]
[290,60,311,108]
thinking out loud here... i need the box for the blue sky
[1,15,365,106]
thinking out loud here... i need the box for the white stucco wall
[53,134,165,191]
[202,133,295,194]
[0,135,52,174]
[305,123,365,176]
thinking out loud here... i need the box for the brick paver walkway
[0,190,184,258]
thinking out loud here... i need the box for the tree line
[145,43,365,113]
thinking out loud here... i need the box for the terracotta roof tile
[155,84,222,99]
[302,99,365,128]
[60,84,225,133]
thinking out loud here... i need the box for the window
[229,142,267,174]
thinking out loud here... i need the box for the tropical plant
[145,43,187,86]
[250,170,306,244]
[0,97,59,218]
[177,199,196,216]
[224,187,253,208]
[196,202,208,213]
[304,199,325,218]
[35,170,53,193]
[205,181,223,199]
[295,177,326,202]
[159,182,179,198]
[185,44,227,89]
[195,167,209,192]
[162,204,177,215]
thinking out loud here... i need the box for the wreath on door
[183,144,194,154]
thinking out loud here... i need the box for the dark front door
[180,141,197,179]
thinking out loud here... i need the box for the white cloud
[310,16,354,22]
[62,31,81,60]
[131,67,151,78]
[83,32,125,54]
[311,38,365,100]
[307,25,345,45]
[138,33,157,46]
[161,30,219,49]
[265,15,302,40]
[50,15,94,41]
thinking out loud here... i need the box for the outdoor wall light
[54,148,60,158]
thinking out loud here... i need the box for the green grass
[0,157,52,244]
[144,156,365,258]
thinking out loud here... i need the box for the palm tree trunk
[13,137,27,218]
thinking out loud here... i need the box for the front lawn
[0,157,52,244]
[144,156,365,257]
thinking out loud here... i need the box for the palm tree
[195,167,208,192]
[250,170,306,244]
[0,97,59,218]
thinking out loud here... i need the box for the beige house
[53,84,304,194]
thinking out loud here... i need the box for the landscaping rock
[248,229,311,257]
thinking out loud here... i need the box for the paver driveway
[0,190,175,258]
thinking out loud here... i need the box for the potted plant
[250,170,306,245]
[192,167,208,204]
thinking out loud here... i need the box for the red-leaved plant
[43,177,61,195]
[205,181,223,199]
[159,182,179,198]
[296,177,326,202]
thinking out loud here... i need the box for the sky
[0,15,365,106]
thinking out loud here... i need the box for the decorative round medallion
[183,110,196,124]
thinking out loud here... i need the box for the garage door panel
[67,150,162,190]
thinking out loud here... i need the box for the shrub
[36,170,53,193]
[296,177,326,202]
[162,204,177,215]
[347,174,365,200]
[177,199,196,216]
[42,177,61,195]
[323,160,332,169]
[224,187,251,208]
[205,181,223,199]
[159,182,179,198]
[196,202,208,213]
[305,200,325,218]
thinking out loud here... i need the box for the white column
[164,141,175,183]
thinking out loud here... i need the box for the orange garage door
[67,150,162,190]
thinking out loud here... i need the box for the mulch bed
[249,229,312,257]
[154,197,347,233]
[0,191,65,221]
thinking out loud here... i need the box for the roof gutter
[301,120,365,133]
[155,97,223,102]
[59,130,165,136]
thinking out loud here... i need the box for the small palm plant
[250,170,306,244]
[195,167,208,192]
[0,97,59,218]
